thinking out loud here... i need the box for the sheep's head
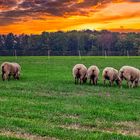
[119,70,124,80]
[83,77,87,83]
[134,79,139,87]
[116,77,122,87]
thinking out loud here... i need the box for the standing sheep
[102,67,121,87]
[87,65,100,85]
[119,66,140,88]
[1,62,21,81]
[72,64,87,84]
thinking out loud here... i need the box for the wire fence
[0,49,139,57]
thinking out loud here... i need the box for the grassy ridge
[0,56,139,140]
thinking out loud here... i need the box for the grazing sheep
[102,67,121,87]
[87,65,100,85]
[119,66,140,88]
[72,64,87,84]
[1,62,21,81]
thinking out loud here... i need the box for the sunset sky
[0,0,140,34]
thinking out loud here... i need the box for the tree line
[0,30,140,56]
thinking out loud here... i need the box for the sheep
[102,67,121,87]
[87,65,100,85]
[72,64,87,84]
[119,66,140,88]
[1,62,21,81]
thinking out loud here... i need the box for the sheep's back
[72,64,87,78]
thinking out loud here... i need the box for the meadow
[0,56,140,140]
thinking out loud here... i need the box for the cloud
[127,0,140,2]
[0,0,111,26]
[0,0,17,10]
[0,0,140,33]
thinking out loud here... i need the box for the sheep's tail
[92,69,95,74]
[77,68,80,71]
[76,68,81,76]
[105,70,108,74]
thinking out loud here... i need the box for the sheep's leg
[91,79,94,85]
[96,79,98,85]
[80,77,83,84]
[131,81,135,88]
[109,80,113,86]
[5,73,8,80]
[109,80,111,86]
[104,80,106,85]
[135,81,138,87]
[8,74,11,81]
[93,78,95,85]
[15,75,19,80]
[112,80,114,86]
[94,78,97,85]
[126,81,129,87]
[127,81,131,88]
[103,79,106,85]
[96,78,98,85]
[93,79,95,85]
[13,73,16,80]
[14,72,19,80]
[2,72,4,81]
[75,77,78,84]
[15,74,20,80]
[80,76,85,84]
[17,72,20,80]
[77,78,79,84]
[3,73,8,81]
[111,81,114,86]
[89,79,92,85]
[109,76,114,86]
[16,76,19,80]
[80,79,82,84]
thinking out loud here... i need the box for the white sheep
[72,64,87,84]
[102,67,121,87]
[1,62,21,81]
[87,65,100,85]
[119,66,140,88]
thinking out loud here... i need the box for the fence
[0,49,139,56]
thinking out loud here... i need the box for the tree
[5,33,15,49]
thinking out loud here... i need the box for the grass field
[0,56,140,140]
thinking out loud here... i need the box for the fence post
[15,49,17,60]
[127,50,130,58]
[78,50,81,60]
[48,50,50,59]
[104,50,107,59]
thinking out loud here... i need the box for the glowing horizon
[0,0,140,34]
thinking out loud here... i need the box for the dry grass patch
[0,129,58,140]
[115,121,140,137]
[63,114,80,119]
[60,123,96,131]
[59,120,140,137]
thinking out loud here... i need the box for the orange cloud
[0,0,140,34]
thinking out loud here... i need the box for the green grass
[0,135,22,140]
[0,56,140,140]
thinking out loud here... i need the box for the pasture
[0,56,140,140]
